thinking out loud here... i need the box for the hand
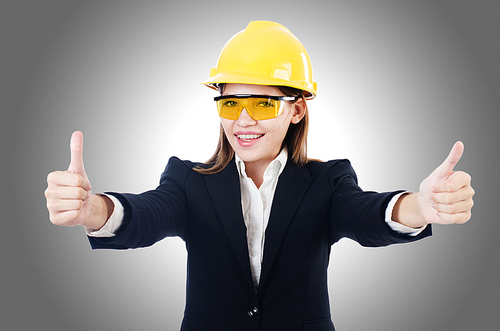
[417,141,474,225]
[45,131,93,227]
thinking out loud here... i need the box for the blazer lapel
[258,162,313,293]
[204,160,255,291]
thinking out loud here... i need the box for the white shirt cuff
[85,194,124,237]
[385,192,427,236]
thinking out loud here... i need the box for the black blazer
[89,157,431,331]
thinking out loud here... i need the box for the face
[220,84,305,169]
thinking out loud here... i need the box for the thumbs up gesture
[417,141,475,225]
[45,131,94,227]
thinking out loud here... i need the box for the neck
[244,159,271,188]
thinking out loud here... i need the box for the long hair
[195,85,311,174]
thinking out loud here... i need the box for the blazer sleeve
[88,157,190,250]
[328,159,432,247]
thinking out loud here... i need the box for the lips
[236,134,264,140]
[234,131,264,147]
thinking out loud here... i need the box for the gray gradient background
[1,0,499,330]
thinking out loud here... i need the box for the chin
[233,150,256,161]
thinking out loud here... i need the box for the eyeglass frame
[214,94,300,120]
[213,94,299,102]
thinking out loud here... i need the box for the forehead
[223,84,283,96]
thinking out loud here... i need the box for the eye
[256,100,275,108]
[224,100,238,107]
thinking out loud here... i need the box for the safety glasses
[214,94,299,121]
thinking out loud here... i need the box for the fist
[45,131,93,227]
[418,141,475,225]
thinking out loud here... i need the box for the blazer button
[248,306,258,317]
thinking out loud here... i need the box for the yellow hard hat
[202,21,317,99]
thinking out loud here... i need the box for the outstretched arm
[392,141,474,228]
[45,131,113,230]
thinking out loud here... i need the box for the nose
[236,108,257,126]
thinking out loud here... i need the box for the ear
[290,98,306,124]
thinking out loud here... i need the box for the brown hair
[195,85,311,174]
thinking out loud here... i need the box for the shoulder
[159,156,204,185]
[306,159,357,178]
[301,159,359,191]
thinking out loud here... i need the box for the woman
[45,21,474,331]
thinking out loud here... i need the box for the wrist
[84,194,113,230]
[392,193,428,229]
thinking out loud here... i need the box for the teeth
[237,134,263,140]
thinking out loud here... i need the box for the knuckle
[51,211,78,226]
[45,197,59,211]
[47,171,56,183]
[445,181,455,191]
[435,203,444,212]
[465,172,472,182]
[73,186,81,196]
[72,187,85,198]
[446,204,456,214]
[80,188,88,199]
[45,185,58,197]
[47,171,63,183]
[466,211,472,221]
[467,198,474,209]
[46,200,55,210]
[49,213,62,225]
[442,193,453,204]
[74,175,84,187]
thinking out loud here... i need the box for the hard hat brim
[202,72,316,100]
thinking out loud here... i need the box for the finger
[431,186,475,205]
[47,199,85,213]
[436,210,471,224]
[68,131,86,175]
[49,210,82,227]
[433,199,474,214]
[433,171,471,193]
[432,141,464,180]
[48,186,90,200]
[47,171,91,191]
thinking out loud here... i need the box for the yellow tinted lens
[217,97,284,120]
[251,98,281,120]
[217,99,241,120]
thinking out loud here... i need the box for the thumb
[432,141,464,180]
[68,131,86,175]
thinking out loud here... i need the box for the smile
[234,132,265,147]
[236,134,264,140]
